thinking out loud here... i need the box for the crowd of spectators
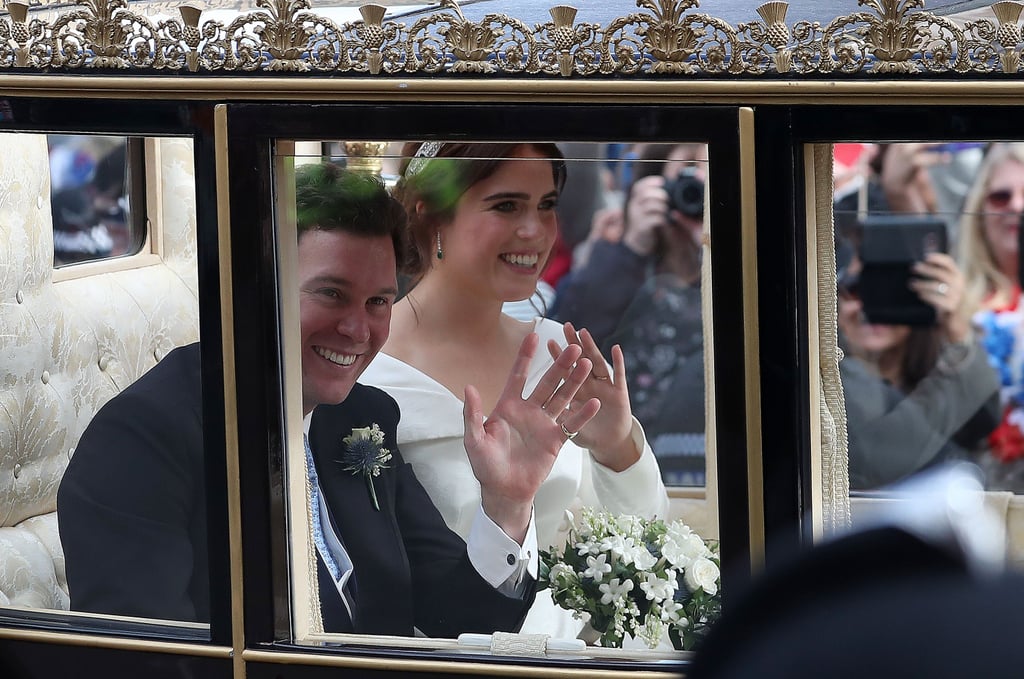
[516,140,1024,493]
[835,142,1024,491]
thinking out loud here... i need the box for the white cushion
[0,135,199,610]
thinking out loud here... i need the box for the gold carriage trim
[0,0,1020,75]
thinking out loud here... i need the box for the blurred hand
[880,143,948,215]
[588,206,625,244]
[464,333,600,543]
[622,175,671,256]
[546,322,639,472]
[910,252,969,343]
[657,208,704,285]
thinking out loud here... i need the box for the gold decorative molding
[0,0,1021,75]
[343,140,389,173]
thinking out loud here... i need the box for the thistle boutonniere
[339,424,392,511]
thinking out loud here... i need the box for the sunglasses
[985,188,1023,209]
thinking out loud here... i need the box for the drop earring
[436,232,443,260]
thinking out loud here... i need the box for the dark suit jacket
[58,343,533,636]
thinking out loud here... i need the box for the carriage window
[47,135,146,267]
[829,142,1024,495]
[0,133,203,636]
[275,141,718,661]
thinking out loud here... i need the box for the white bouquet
[539,508,721,650]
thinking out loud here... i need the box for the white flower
[558,509,575,533]
[639,571,677,602]
[599,534,629,558]
[358,424,385,444]
[548,562,576,585]
[630,545,658,571]
[665,521,694,544]
[615,514,645,539]
[684,557,720,596]
[637,612,667,649]
[663,532,710,569]
[541,509,721,649]
[583,553,612,582]
[599,577,634,605]
[660,599,684,622]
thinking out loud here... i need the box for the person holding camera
[837,237,1000,490]
[554,143,708,485]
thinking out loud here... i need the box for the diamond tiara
[404,141,443,177]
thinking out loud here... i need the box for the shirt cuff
[467,504,538,597]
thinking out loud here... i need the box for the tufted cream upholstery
[0,135,199,610]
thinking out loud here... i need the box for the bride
[362,142,669,638]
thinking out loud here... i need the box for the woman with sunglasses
[958,144,1024,486]
[837,238,1000,491]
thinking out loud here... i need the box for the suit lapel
[309,388,414,635]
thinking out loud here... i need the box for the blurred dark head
[51,188,92,233]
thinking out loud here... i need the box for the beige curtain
[813,143,851,533]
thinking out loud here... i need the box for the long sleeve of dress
[577,419,671,521]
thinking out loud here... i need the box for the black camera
[857,215,948,326]
[664,166,705,219]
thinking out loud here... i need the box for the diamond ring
[560,422,580,441]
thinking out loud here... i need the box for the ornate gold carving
[746,2,792,73]
[0,0,1021,75]
[407,0,535,74]
[810,0,980,74]
[992,1,1024,72]
[343,141,389,175]
[0,1,43,67]
[601,0,740,75]
[536,6,600,76]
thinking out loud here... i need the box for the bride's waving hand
[464,334,599,543]
[547,322,638,472]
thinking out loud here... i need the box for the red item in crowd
[989,406,1024,463]
[542,230,572,288]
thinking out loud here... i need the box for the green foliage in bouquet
[539,508,722,651]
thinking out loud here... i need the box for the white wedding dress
[361,317,670,639]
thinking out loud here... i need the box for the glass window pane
[47,134,146,267]
[0,133,205,635]
[831,142,1019,493]
[275,141,719,659]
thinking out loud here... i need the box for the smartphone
[857,215,948,326]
